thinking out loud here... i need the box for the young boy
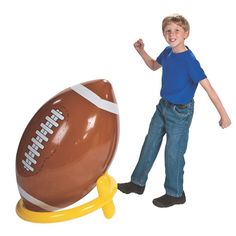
[118,14,231,208]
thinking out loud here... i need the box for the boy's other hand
[134,39,144,53]
[219,116,231,129]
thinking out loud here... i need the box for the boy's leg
[118,102,165,194]
[152,101,194,207]
[164,131,189,197]
[152,131,189,207]
[130,102,166,187]
[164,102,194,198]
[118,103,165,194]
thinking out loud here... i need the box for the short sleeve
[186,55,207,84]
[156,46,171,65]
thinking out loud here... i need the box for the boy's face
[163,22,189,53]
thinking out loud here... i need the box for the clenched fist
[134,39,144,53]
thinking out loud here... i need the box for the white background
[1,0,235,235]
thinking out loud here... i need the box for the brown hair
[162,14,190,33]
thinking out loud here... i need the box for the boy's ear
[184,31,190,39]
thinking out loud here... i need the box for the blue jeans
[131,99,194,197]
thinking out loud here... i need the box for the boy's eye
[165,29,180,34]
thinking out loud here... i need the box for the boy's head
[162,14,190,34]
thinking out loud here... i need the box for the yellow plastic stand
[16,173,117,223]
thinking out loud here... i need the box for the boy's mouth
[169,38,176,42]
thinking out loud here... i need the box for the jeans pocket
[173,105,191,118]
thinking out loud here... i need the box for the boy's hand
[134,39,144,53]
[219,116,231,129]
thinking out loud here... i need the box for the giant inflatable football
[16,79,119,212]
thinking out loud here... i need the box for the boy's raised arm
[134,39,161,71]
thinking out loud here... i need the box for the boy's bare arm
[134,39,161,71]
[200,78,231,128]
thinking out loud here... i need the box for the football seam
[21,108,64,172]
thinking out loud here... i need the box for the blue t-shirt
[156,46,207,104]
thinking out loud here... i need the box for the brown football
[16,79,119,212]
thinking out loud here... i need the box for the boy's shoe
[152,192,186,208]
[118,182,145,194]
